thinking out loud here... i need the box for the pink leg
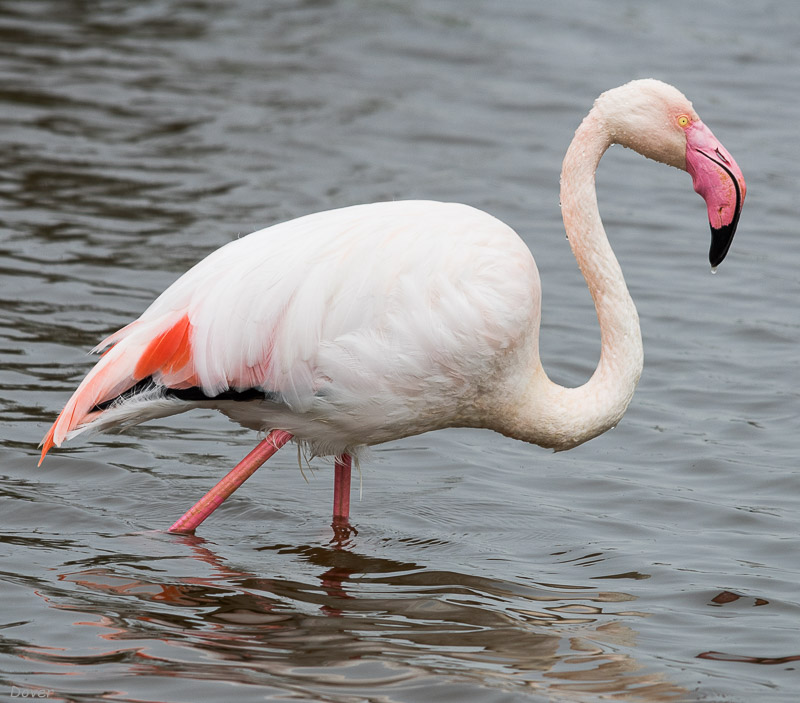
[168,429,293,534]
[332,454,352,522]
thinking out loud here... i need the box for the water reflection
[7,533,689,700]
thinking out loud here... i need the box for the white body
[75,201,543,456]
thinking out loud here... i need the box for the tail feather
[39,424,56,466]
[39,313,195,464]
[92,319,142,354]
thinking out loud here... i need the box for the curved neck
[500,110,644,450]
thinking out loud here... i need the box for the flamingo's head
[596,79,746,267]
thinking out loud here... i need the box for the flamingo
[39,79,745,534]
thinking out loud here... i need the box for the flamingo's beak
[685,120,746,267]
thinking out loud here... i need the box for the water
[1,1,798,701]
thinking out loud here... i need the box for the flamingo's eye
[677,115,690,128]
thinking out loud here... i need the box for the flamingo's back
[41,200,541,461]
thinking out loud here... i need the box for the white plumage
[45,200,539,458]
[40,80,745,531]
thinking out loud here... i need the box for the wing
[40,200,539,460]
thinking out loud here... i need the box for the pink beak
[685,120,746,267]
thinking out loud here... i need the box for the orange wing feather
[39,314,195,465]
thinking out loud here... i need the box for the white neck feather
[497,109,644,450]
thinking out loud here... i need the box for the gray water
[1,2,798,701]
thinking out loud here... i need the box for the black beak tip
[709,221,737,268]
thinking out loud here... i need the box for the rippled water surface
[1,2,798,701]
